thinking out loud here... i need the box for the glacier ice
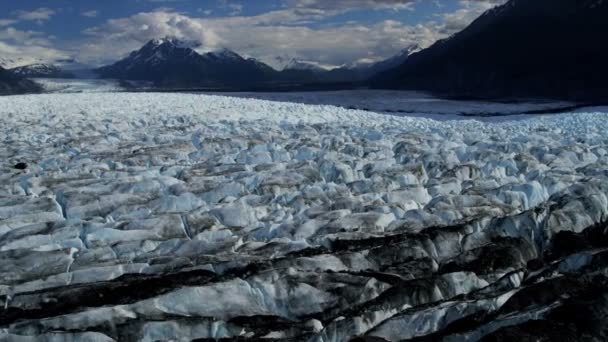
[0,93,608,341]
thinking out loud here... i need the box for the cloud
[228,4,244,16]
[80,9,442,67]
[14,7,56,23]
[436,0,508,34]
[289,0,417,12]
[217,1,245,16]
[0,19,17,27]
[0,0,508,68]
[0,27,69,68]
[82,10,99,18]
[0,27,52,45]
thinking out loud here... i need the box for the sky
[0,0,507,69]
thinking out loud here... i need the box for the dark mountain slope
[0,66,42,95]
[373,0,608,100]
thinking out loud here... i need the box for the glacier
[0,93,608,341]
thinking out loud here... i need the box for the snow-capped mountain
[0,66,42,95]
[0,57,47,69]
[285,59,327,73]
[98,38,201,73]
[319,45,421,83]
[205,47,242,61]
[267,56,327,72]
[374,0,608,100]
[348,45,420,72]
[0,57,18,69]
[96,38,277,87]
[95,38,426,87]
[10,64,75,79]
[366,44,421,74]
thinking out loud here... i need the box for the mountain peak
[95,40,277,87]
[145,37,202,50]
[265,55,327,72]
[206,48,243,61]
[373,0,608,100]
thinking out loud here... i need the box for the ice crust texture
[1,93,608,341]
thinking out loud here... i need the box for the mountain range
[94,37,417,88]
[1,0,606,99]
[10,64,75,79]
[267,56,328,73]
[321,44,420,83]
[95,38,280,88]
[373,0,608,100]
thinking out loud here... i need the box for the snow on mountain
[317,45,421,83]
[285,59,327,72]
[0,55,93,76]
[149,37,202,49]
[0,57,17,69]
[348,44,421,73]
[10,63,75,79]
[265,55,295,71]
[0,56,46,69]
[265,55,328,72]
[96,38,277,87]
[1,92,608,339]
[205,47,243,61]
[132,38,202,67]
[99,37,203,73]
[371,44,421,71]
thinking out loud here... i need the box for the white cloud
[14,7,56,23]
[0,39,69,68]
[79,9,443,67]
[228,4,244,16]
[0,27,51,45]
[0,0,508,68]
[0,25,70,68]
[436,0,508,34]
[82,10,99,18]
[289,0,417,12]
[0,19,17,27]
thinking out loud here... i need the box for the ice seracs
[0,93,608,340]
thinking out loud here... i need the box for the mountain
[0,57,46,69]
[10,64,75,79]
[373,0,608,100]
[363,45,420,76]
[0,66,42,95]
[321,45,420,83]
[96,37,426,89]
[96,38,278,87]
[268,56,327,73]
[284,59,326,73]
[0,57,21,69]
